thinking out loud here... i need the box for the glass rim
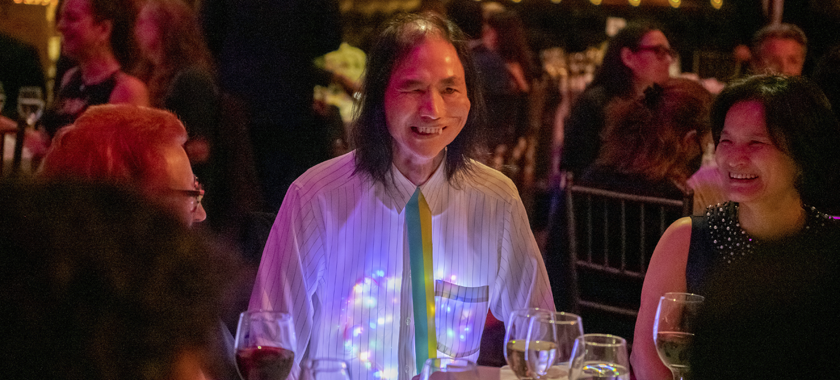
[239,310,293,321]
[575,333,627,347]
[661,292,705,303]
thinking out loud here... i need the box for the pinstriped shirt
[249,151,554,380]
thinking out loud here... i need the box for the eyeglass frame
[170,176,204,213]
[632,44,678,60]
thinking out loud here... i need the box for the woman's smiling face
[715,100,801,206]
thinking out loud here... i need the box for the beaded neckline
[705,202,834,265]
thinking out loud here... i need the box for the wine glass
[17,86,44,126]
[653,292,705,380]
[523,311,558,379]
[234,310,296,380]
[420,358,479,380]
[568,334,630,380]
[505,308,546,379]
[299,358,351,380]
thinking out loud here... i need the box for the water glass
[568,334,630,380]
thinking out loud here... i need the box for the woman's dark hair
[135,0,215,107]
[351,12,487,185]
[597,78,712,184]
[89,0,140,68]
[711,75,840,214]
[486,11,536,84]
[589,22,660,98]
[0,180,240,380]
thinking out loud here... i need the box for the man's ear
[621,47,635,69]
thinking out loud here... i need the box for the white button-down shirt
[249,151,554,380]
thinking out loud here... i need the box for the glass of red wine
[235,311,297,380]
[653,292,705,380]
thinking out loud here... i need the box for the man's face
[755,38,805,76]
[160,143,206,227]
[383,36,471,169]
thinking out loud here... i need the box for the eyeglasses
[634,45,677,60]
[170,176,204,213]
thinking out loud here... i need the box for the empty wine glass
[300,358,351,380]
[532,312,583,379]
[234,310,296,380]
[505,308,546,379]
[523,311,558,379]
[420,358,479,380]
[653,292,705,380]
[568,334,630,380]
[17,86,44,126]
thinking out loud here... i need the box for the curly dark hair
[0,180,241,380]
[350,12,487,185]
[711,75,840,214]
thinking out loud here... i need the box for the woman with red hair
[39,104,206,226]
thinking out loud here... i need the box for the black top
[561,85,613,175]
[42,69,118,137]
[686,202,839,294]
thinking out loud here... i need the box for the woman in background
[43,0,148,137]
[135,0,218,165]
[582,77,722,213]
[632,75,840,379]
[561,22,674,176]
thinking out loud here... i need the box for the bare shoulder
[645,216,693,294]
[110,72,149,106]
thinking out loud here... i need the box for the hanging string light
[669,0,681,8]
[13,0,57,4]
[710,0,723,9]
[628,0,641,6]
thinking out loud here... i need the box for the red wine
[655,331,693,369]
[236,346,295,380]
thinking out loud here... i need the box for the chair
[0,120,24,178]
[564,174,692,345]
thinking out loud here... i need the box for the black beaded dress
[686,201,838,294]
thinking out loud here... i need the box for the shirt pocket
[434,280,489,358]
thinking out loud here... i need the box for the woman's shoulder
[110,72,149,106]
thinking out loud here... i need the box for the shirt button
[405,318,411,325]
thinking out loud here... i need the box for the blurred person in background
[477,10,538,156]
[749,23,807,76]
[0,181,240,380]
[201,0,341,211]
[38,104,206,227]
[632,75,840,379]
[41,0,148,139]
[561,22,674,176]
[812,45,840,116]
[581,78,721,214]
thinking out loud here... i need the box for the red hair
[39,104,187,195]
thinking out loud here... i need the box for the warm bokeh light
[629,0,641,6]
[590,0,602,5]
[13,0,57,4]
[710,0,723,9]
[669,0,681,7]
[552,0,562,3]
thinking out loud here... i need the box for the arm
[110,73,149,106]
[249,185,321,380]
[492,196,555,324]
[630,217,692,380]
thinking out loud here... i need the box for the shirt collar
[383,156,448,215]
